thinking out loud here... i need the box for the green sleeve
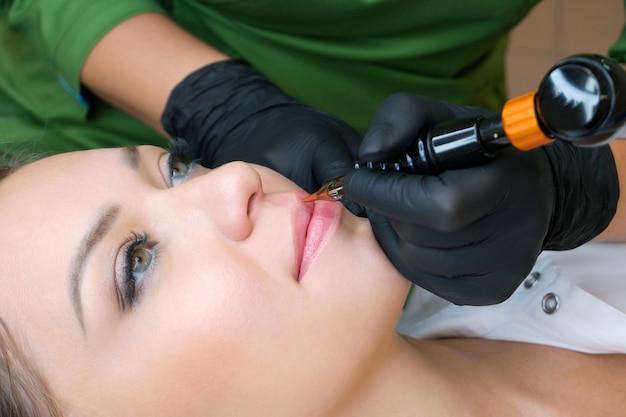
[608,0,626,62]
[0,0,169,156]
[1,0,164,90]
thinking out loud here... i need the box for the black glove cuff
[542,141,620,250]
[160,59,295,167]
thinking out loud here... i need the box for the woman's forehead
[2,148,132,198]
[0,149,121,269]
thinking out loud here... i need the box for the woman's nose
[174,161,263,241]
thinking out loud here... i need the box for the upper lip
[294,198,313,280]
[296,199,341,281]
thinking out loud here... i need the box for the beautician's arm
[81,12,227,137]
[80,12,360,194]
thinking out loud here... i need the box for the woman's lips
[294,202,313,279]
[296,200,341,281]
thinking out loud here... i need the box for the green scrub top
[1,0,625,159]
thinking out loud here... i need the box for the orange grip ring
[502,92,553,151]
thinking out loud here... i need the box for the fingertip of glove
[341,200,367,217]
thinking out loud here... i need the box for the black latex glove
[161,59,361,193]
[342,93,619,305]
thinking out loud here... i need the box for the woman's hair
[0,166,17,180]
[0,319,62,417]
[1,164,63,417]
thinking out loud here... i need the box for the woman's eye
[170,158,194,186]
[170,159,191,186]
[131,247,152,274]
[166,138,197,187]
[119,235,155,310]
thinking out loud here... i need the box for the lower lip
[298,201,341,280]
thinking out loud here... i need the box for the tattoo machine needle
[301,177,346,202]
[303,53,626,203]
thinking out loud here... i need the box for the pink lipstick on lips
[297,200,341,280]
[294,202,313,279]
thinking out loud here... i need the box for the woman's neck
[330,335,462,417]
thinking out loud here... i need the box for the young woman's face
[0,146,409,416]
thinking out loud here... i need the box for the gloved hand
[161,59,360,193]
[342,93,619,305]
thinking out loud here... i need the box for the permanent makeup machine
[304,54,626,202]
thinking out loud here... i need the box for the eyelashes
[167,138,196,170]
[167,138,199,187]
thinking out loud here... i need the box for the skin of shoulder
[405,336,626,416]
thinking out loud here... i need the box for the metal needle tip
[301,177,346,203]
[301,193,321,203]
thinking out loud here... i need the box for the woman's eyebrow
[69,205,120,333]
[122,145,140,170]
